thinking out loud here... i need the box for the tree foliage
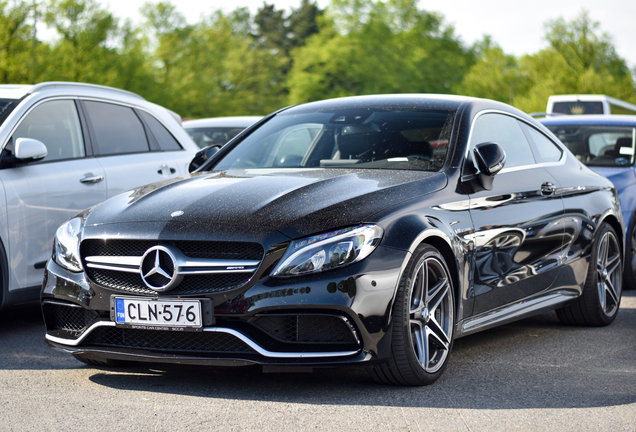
[459,10,636,113]
[0,2,633,118]
[0,1,34,83]
[288,0,471,104]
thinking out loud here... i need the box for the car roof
[0,81,145,104]
[0,85,34,99]
[182,116,262,128]
[539,114,636,126]
[283,94,473,114]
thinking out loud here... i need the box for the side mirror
[188,145,221,173]
[14,138,48,163]
[473,142,505,190]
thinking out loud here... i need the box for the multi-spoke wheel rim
[408,257,453,374]
[597,230,622,317]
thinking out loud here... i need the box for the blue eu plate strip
[116,298,126,322]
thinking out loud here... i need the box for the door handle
[541,182,556,196]
[158,165,177,175]
[80,174,104,184]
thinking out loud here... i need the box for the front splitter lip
[46,321,364,364]
[45,340,370,368]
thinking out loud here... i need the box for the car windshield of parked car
[545,124,636,167]
[213,108,456,172]
[186,127,245,148]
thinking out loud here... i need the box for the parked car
[0,82,198,310]
[42,94,623,386]
[183,116,261,148]
[547,95,636,116]
[540,114,636,289]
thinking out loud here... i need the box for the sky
[100,0,636,68]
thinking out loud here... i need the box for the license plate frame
[110,296,214,332]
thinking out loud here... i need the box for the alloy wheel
[408,256,453,374]
[597,230,622,317]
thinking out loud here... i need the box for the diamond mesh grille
[82,240,263,260]
[87,268,252,295]
[81,239,262,295]
[252,315,358,344]
[84,327,256,354]
[42,303,100,335]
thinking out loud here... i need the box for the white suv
[0,82,198,309]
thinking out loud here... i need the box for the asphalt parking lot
[1,292,634,431]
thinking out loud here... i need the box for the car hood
[85,168,446,239]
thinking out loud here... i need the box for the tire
[73,354,130,368]
[623,219,636,290]
[556,223,622,326]
[370,244,455,386]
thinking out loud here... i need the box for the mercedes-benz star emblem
[140,246,183,291]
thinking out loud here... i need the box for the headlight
[271,225,383,277]
[54,217,83,272]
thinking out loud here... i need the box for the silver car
[0,82,199,309]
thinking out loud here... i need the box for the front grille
[88,269,253,295]
[84,327,256,354]
[42,302,100,335]
[81,239,263,295]
[252,315,358,345]
[82,240,263,261]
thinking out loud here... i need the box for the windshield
[185,127,245,148]
[0,99,17,127]
[552,101,604,115]
[545,124,636,167]
[214,108,456,172]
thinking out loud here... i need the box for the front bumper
[41,245,408,367]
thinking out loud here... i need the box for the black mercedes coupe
[42,95,624,385]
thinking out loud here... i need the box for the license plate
[113,297,202,330]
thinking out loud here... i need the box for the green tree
[456,37,528,104]
[139,1,191,108]
[457,10,636,113]
[287,0,471,104]
[0,0,34,83]
[43,0,121,83]
[513,10,636,113]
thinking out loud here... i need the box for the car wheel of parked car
[370,244,454,386]
[556,223,622,326]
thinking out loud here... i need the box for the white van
[547,95,636,115]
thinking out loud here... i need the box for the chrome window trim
[1,95,181,153]
[463,109,567,175]
[45,321,361,358]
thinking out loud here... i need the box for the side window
[83,101,149,155]
[138,111,183,151]
[13,100,85,162]
[520,123,563,163]
[470,113,535,169]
